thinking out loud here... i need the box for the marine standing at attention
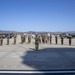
[7,34,10,45]
[50,34,52,44]
[35,34,39,50]
[68,34,72,45]
[14,34,17,44]
[61,35,64,45]
[55,35,58,44]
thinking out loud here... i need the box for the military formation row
[0,34,73,46]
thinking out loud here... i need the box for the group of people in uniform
[21,34,32,44]
[0,34,17,46]
[35,34,72,45]
[34,34,72,50]
[0,34,3,46]
[0,33,73,50]
[21,34,27,44]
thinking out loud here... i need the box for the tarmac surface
[0,35,75,70]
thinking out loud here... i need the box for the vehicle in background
[10,33,14,38]
[71,34,75,38]
[60,33,75,38]
[2,33,14,38]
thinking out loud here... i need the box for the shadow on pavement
[21,47,75,71]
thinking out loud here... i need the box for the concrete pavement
[0,35,75,70]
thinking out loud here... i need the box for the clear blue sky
[0,0,75,32]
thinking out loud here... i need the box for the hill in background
[0,30,75,34]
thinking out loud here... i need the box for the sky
[0,0,75,32]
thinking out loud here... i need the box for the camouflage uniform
[68,34,72,45]
[50,35,52,44]
[55,35,58,44]
[0,35,3,46]
[21,34,23,44]
[47,36,49,43]
[14,34,17,44]
[7,35,10,45]
[23,35,26,43]
[28,35,31,43]
[1,35,3,45]
[44,35,46,43]
[45,35,48,43]
[35,35,39,50]
[42,35,44,43]
[61,35,64,45]
[38,36,41,43]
